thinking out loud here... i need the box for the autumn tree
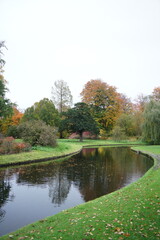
[22,98,60,128]
[80,79,121,134]
[152,87,160,101]
[51,80,73,113]
[119,94,133,114]
[1,107,23,136]
[134,94,150,112]
[143,100,160,144]
[62,102,99,141]
[112,92,145,139]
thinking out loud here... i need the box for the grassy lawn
[0,144,159,239]
[0,139,143,166]
[133,145,160,155]
[0,140,80,166]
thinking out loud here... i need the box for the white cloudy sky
[1,0,160,110]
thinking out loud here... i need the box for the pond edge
[0,143,147,168]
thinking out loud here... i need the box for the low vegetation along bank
[0,143,160,239]
[0,139,143,167]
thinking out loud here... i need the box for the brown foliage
[152,86,160,101]
[0,107,23,134]
[80,79,122,132]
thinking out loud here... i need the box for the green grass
[0,139,143,166]
[0,140,80,165]
[133,145,160,155]
[0,144,159,239]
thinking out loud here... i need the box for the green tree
[143,100,160,144]
[111,126,126,141]
[0,41,13,127]
[115,113,135,137]
[62,102,99,141]
[22,98,60,128]
[0,79,13,119]
[51,80,73,113]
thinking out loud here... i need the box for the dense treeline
[1,41,160,146]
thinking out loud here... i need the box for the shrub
[18,120,57,147]
[6,125,20,138]
[13,142,31,153]
[111,126,127,142]
[69,133,80,139]
[82,131,97,139]
[0,137,14,154]
[69,131,97,140]
[0,137,31,155]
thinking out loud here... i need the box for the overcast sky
[1,0,160,110]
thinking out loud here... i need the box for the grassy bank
[0,145,159,239]
[0,139,143,166]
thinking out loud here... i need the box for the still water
[0,147,153,236]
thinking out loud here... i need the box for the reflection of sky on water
[0,147,153,236]
[0,176,84,236]
[123,172,143,187]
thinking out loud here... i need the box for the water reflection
[0,171,14,223]
[0,147,153,236]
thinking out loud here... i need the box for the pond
[0,147,153,236]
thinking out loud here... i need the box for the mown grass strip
[0,145,159,240]
[0,141,81,166]
[0,139,143,166]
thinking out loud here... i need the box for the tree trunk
[79,132,83,142]
[59,130,63,139]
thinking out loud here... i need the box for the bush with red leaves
[0,137,31,155]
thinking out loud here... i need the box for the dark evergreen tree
[62,102,99,141]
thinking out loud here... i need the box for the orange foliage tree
[80,79,122,134]
[0,107,23,134]
[11,107,23,125]
[118,93,133,114]
[152,87,160,101]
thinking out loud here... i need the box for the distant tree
[21,106,35,121]
[0,41,6,68]
[143,100,160,144]
[152,87,160,101]
[131,111,143,137]
[111,126,126,141]
[80,79,121,133]
[22,98,60,128]
[115,113,136,137]
[134,94,150,112]
[62,102,99,141]
[119,94,133,114]
[51,80,73,113]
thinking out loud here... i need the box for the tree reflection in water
[0,171,14,222]
[0,147,153,236]
[0,147,153,207]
